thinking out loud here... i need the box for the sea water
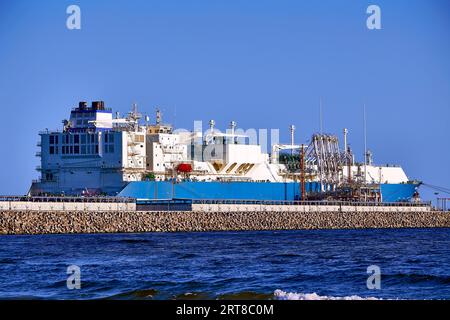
[0,228,449,299]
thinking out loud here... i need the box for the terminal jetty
[0,197,449,235]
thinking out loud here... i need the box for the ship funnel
[79,101,87,110]
[92,101,105,110]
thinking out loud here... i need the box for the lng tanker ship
[29,101,421,203]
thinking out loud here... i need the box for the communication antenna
[230,121,237,144]
[230,121,236,135]
[130,102,142,121]
[344,128,352,183]
[173,106,177,128]
[289,125,296,155]
[207,120,216,144]
[209,119,215,132]
[156,108,161,125]
[319,97,323,134]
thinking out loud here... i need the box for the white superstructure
[32,101,146,195]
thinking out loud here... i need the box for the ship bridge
[68,101,113,131]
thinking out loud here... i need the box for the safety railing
[1,196,433,208]
[137,198,432,207]
[0,196,135,203]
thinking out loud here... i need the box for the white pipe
[343,128,348,154]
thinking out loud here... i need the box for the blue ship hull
[118,181,420,203]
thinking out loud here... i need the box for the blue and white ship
[30,101,420,203]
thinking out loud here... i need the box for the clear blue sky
[0,0,449,201]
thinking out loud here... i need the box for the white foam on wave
[274,289,379,300]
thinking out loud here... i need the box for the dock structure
[0,196,136,212]
[0,196,433,213]
[1,196,448,235]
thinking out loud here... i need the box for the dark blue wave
[0,228,449,299]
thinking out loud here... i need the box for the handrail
[0,196,135,203]
[137,198,432,207]
[0,196,432,207]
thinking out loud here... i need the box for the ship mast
[363,103,367,184]
[319,97,323,134]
